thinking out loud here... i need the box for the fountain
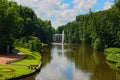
[52,30,65,45]
[62,31,64,44]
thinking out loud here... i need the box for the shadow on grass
[26,54,36,60]
[0,68,15,73]
[0,68,15,78]
[0,74,3,77]
[32,53,40,56]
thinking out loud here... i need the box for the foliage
[57,1,120,51]
[105,48,120,68]
[115,0,120,9]
[14,36,42,52]
[104,48,120,55]
[0,0,22,53]
[106,53,120,63]
[34,19,55,44]
[93,38,104,51]
[18,6,55,44]
[0,0,54,54]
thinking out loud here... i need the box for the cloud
[73,0,96,11]
[13,0,96,29]
[103,0,113,10]
[35,47,91,80]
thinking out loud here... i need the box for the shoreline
[0,47,42,80]
[104,47,120,70]
[7,63,42,80]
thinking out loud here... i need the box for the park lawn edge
[10,47,42,66]
[104,47,120,70]
[0,47,42,80]
[0,65,33,80]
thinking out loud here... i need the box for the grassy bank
[0,65,33,80]
[10,47,41,66]
[0,47,41,80]
[104,48,120,69]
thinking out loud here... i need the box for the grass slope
[104,48,120,69]
[10,47,41,66]
[0,65,32,80]
[0,47,41,80]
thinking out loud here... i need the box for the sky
[12,0,114,29]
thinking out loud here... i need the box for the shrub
[14,36,42,51]
[104,48,120,55]
[93,38,104,51]
[106,53,120,63]
[105,48,120,69]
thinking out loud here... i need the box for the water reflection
[35,44,120,80]
[41,46,51,68]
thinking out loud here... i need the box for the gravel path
[0,53,25,65]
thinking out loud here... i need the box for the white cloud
[35,47,91,80]
[73,0,96,11]
[103,1,113,10]
[13,0,96,29]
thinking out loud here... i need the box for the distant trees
[115,0,120,9]
[0,0,55,54]
[34,19,55,44]
[14,36,42,51]
[57,1,120,51]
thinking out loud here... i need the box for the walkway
[0,53,25,65]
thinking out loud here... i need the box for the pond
[21,44,120,80]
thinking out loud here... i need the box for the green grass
[10,47,41,66]
[0,47,41,80]
[0,65,33,80]
[104,47,120,69]
[104,48,120,55]
[106,53,120,63]
[106,61,120,70]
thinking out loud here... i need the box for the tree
[93,38,104,51]
[0,0,55,54]
[35,19,55,44]
[0,0,23,53]
[115,0,120,9]
[57,1,120,51]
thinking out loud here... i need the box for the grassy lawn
[104,47,120,69]
[0,47,41,80]
[10,47,41,66]
[104,48,120,55]
[0,65,33,80]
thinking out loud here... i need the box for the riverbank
[104,48,120,69]
[0,47,41,80]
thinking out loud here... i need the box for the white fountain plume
[62,30,64,44]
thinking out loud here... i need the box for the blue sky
[93,0,114,11]
[13,0,114,29]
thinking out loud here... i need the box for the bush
[104,48,120,55]
[106,53,120,63]
[30,37,41,51]
[93,38,104,51]
[14,36,42,51]
[105,48,120,69]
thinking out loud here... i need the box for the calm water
[21,44,120,80]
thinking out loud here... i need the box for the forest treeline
[57,0,120,51]
[0,0,55,53]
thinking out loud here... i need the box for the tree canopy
[57,0,120,51]
[0,0,55,54]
